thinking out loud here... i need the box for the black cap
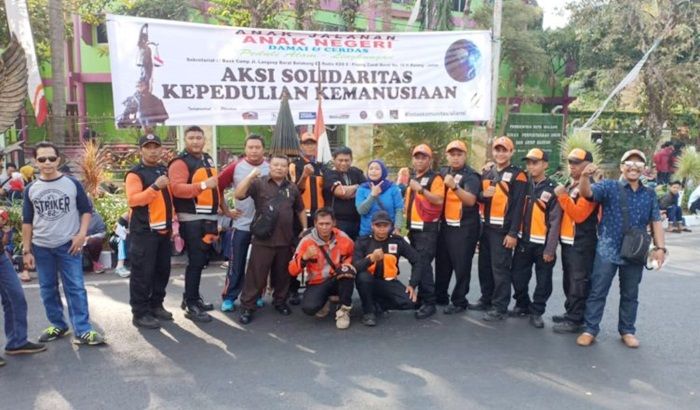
[371,210,393,224]
[139,134,162,147]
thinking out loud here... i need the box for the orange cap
[493,136,514,151]
[445,140,468,153]
[567,148,593,163]
[412,144,433,157]
[522,148,549,162]
[300,132,317,142]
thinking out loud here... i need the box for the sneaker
[132,315,160,329]
[467,300,491,311]
[529,314,545,329]
[315,300,331,318]
[38,326,71,343]
[238,308,253,325]
[74,330,106,346]
[5,341,47,355]
[682,227,692,232]
[151,306,174,321]
[335,305,351,329]
[553,320,583,334]
[482,310,506,322]
[114,266,131,278]
[92,261,106,274]
[220,261,229,269]
[361,313,377,327]
[221,299,235,312]
[256,297,265,308]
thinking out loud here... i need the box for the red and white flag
[4,0,48,125]
[314,99,332,164]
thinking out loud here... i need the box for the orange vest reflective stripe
[519,179,556,245]
[126,164,173,233]
[481,166,526,227]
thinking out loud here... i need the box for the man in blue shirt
[576,149,666,348]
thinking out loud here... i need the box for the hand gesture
[409,179,423,193]
[302,245,318,261]
[543,253,555,263]
[204,176,218,189]
[503,234,517,250]
[405,285,418,303]
[249,167,261,179]
[483,185,496,198]
[370,182,382,197]
[444,174,456,190]
[302,164,314,177]
[554,184,567,196]
[228,208,244,220]
[154,175,169,189]
[582,163,598,178]
[369,248,384,263]
[482,161,494,173]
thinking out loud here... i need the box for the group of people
[0,128,668,367]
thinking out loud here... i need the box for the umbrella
[270,91,300,157]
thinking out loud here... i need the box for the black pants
[479,225,514,313]
[180,220,213,304]
[407,230,437,305]
[355,271,415,314]
[129,231,172,318]
[435,224,479,307]
[511,241,555,316]
[336,218,360,241]
[240,245,292,310]
[301,277,354,316]
[561,243,596,323]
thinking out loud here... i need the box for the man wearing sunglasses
[22,142,105,346]
[576,149,666,348]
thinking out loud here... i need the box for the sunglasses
[622,161,645,168]
[36,156,58,163]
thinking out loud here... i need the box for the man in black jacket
[354,211,424,326]
[323,146,366,240]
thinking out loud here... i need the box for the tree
[374,122,468,168]
[48,0,66,143]
[418,0,454,31]
[208,0,289,29]
[293,0,319,30]
[568,0,700,140]
[340,0,361,31]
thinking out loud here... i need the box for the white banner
[106,15,491,127]
[4,0,48,125]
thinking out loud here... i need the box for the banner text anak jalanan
[106,15,492,127]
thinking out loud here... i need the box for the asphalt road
[1,232,699,410]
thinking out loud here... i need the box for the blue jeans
[665,205,684,224]
[0,253,29,349]
[33,242,92,335]
[583,252,643,336]
[221,229,252,301]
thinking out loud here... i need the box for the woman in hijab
[355,160,404,236]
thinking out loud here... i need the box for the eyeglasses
[622,161,645,168]
[36,156,58,163]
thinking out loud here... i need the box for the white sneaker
[335,305,351,330]
[115,266,131,278]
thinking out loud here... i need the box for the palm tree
[48,0,66,144]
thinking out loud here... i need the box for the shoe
[315,301,331,318]
[467,301,491,311]
[238,308,253,325]
[621,334,640,348]
[415,304,436,320]
[443,304,466,315]
[220,261,229,269]
[132,315,160,329]
[529,314,544,329]
[256,297,265,308]
[92,261,106,274]
[114,266,130,278]
[181,298,214,312]
[553,320,583,334]
[335,305,351,329]
[0,355,4,366]
[74,330,106,346]
[274,303,292,316]
[682,227,692,232]
[38,326,71,343]
[361,313,377,327]
[151,306,174,321]
[184,305,213,323]
[508,306,529,318]
[482,310,506,322]
[576,332,596,346]
[551,314,567,323]
[288,291,301,306]
[221,299,235,312]
[5,341,47,355]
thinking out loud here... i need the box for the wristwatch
[653,247,667,254]
[200,181,207,190]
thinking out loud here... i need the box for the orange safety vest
[170,152,220,215]
[405,170,444,231]
[126,163,173,233]
[558,183,599,246]
[441,166,480,227]
[290,157,325,217]
[480,165,527,227]
[519,178,557,245]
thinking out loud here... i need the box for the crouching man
[288,208,356,329]
[353,211,422,326]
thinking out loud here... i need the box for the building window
[96,23,108,44]
[452,0,466,12]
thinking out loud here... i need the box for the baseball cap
[445,140,468,153]
[371,210,393,225]
[300,132,317,142]
[522,148,549,162]
[620,149,647,164]
[567,148,593,163]
[493,136,514,151]
[139,134,162,147]
[412,144,433,157]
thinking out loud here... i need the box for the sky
[538,0,576,30]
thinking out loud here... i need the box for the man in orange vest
[289,131,327,305]
[404,144,444,319]
[435,140,482,314]
[169,126,222,323]
[551,149,599,333]
[125,134,174,329]
[510,148,562,328]
[477,137,527,321]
